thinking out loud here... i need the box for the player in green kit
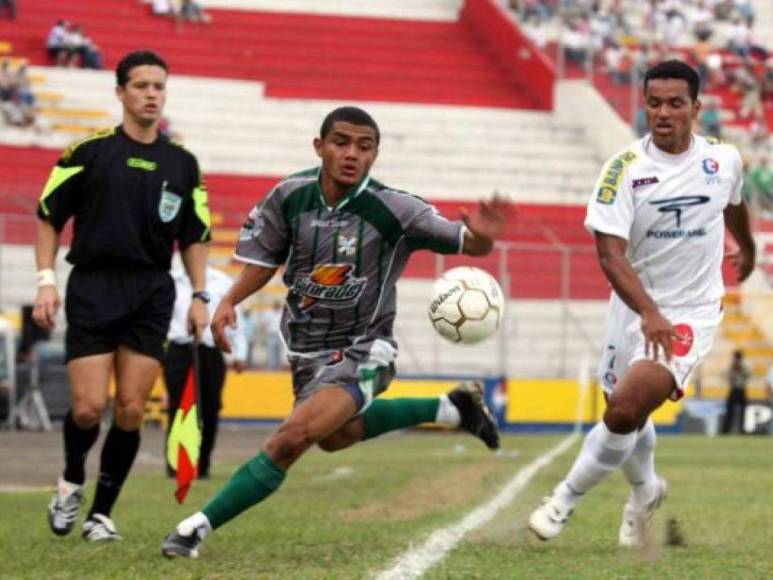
[162,106,509,559]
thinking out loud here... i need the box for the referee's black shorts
[64,267,175,363]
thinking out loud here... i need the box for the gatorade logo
[292,264,366,310]
[672,324,694,357]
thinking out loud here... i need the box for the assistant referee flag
[166,351,202,504]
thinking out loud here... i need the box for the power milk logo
[291,264,366,311]
[647,195,710,239]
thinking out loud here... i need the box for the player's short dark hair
[320,106,380,145]
[116,51,168,87]
[643,60,700,101]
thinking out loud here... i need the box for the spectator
[1,90,36,128]
[609,0,631,37]
[78,33,104,70]
[263,301,284,370]
[727,17,751,58]
[151,0,178,17]
[0,0,15,20]
[692,0,714,40]
[0,60,15,101]
[700,98,722,138]
[734,62,763,120]
[46,20,70,66]
[733,0,755,27]
[634,104,648,137]
[561,19,590,67]
[760,59,773,101]
[180,0,210,24]
[722,350,751,434]
[511,0,552,24]
[747,111,769,149]
[239,306,260,368]
[692,33,715,88]
[603,41,631,85]
[63,24,102,69]
[746,157,773,211]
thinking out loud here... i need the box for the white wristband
[37,268,56,288]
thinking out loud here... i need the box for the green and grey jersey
[235,167,464,360]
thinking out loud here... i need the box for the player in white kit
[529,60,756,546]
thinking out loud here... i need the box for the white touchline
[0,485,52,493]
[374,434,579,580]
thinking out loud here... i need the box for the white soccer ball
[428,266,505,344]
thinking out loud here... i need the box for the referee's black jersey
[37,125,211,270]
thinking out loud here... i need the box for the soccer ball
[428,266,505,344]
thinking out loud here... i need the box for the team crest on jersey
[701,158,719,175]
[158,181,182,222]
[239,208,265,241]
[701,157,722,185]
[337,236,357,257]
[292,264,366,311]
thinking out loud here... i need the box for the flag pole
[191,339,203,434]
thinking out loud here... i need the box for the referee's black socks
[63,410,100,485]
[89,424,141,518]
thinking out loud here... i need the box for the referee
[33,50,211,542]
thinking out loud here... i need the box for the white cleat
[82,514,122,542]
[528,495,574,541]
[618,476,668,547]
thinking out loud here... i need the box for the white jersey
[585,134,743,308]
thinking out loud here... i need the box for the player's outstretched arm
[723,201,756,282]
[211,264,277,353]
[595,232,679,361]
[32,220,61,331]
[461,196,511,256]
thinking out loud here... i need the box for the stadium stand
[1,0,771,383]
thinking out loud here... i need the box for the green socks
[200,399,444,529]
[362,398,440,440]
[202,451,286,530]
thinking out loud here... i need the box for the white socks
[177,512,213,539]
[621,418,658,508]
[435,395,461,427]
[554,422,637,506]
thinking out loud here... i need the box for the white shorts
[596,296,723,401]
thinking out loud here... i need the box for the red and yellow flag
[166,365,201,504]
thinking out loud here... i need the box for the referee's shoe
[448,380,501,450]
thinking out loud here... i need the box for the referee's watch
[192,290,211,304]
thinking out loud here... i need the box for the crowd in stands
[45,21,103,69]
[0,59,35,128]
[509,0,773,212]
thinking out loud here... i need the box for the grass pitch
[1,432,772,579]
